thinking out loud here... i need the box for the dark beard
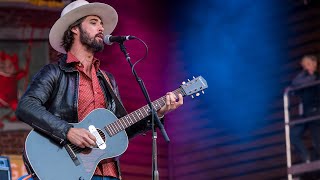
[79,26,104,53]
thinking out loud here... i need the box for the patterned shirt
[66,52,118,178]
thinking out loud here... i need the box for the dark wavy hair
[61,16,86,52]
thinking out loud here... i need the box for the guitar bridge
[64,144,80,166]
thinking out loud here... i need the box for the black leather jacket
[16,55,152,145]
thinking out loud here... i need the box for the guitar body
[23,76,208,180]
[24,109,129,180]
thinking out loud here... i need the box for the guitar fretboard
[105,88,185,136]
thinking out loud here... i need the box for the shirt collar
[66,52,100,69]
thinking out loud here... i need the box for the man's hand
[157,92,183,117]
[67,128,96,148]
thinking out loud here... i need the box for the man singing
[16,0,183,179]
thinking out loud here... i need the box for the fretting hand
[157,92,183,117]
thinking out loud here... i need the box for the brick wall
[0,130,28,155]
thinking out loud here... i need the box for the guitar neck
[105,87,185,136]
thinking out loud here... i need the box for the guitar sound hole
[96,129,106,142]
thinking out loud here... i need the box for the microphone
[104,35,136,45]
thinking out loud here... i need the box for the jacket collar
[58,53,102,73]
[58,54,78,72]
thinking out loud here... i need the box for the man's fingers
[74,139,86,148]
[87,132,97,141]
[157,92,184,117]
[170,93,177,104]
[81,141,91,148]
[167,92,177,105]
[177,94,183,106]
[78,144,85,148]
[166,93,171,107]
[85,132,96,146]
[67,128,98,148]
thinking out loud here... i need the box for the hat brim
[49,3,118,54]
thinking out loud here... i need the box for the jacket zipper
[75,71,79,121]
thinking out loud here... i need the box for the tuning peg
[202,90,205,94]
[182,81,186,85]
[196,93,200,97]
[188,79,191,82]
[191,95,194,99]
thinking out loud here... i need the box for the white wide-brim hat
[49,0,118,54]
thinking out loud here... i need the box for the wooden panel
[173,133,285,166]
[168,1,320,180]
[174,156,286,180]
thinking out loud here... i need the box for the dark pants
[290,108,320,162]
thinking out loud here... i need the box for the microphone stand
[118,42,170,180]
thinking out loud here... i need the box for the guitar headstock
[181,76,208,98]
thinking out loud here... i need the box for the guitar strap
[100,70,128,118]
[100,70,125,179]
